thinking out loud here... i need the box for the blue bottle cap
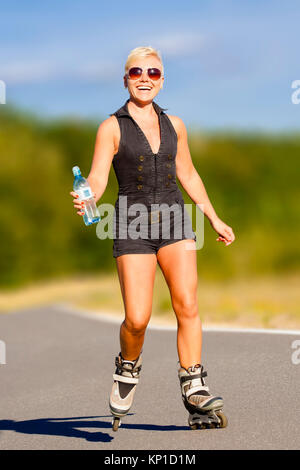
[72,166,81,177]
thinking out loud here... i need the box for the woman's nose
[140,70,149,80]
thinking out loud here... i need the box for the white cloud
[0,61,56,84]
[0,59,120,85]
[76,62,120,81]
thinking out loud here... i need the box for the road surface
[0,305,299,450]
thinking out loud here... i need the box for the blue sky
[0,0,299,130]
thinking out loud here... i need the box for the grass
[1,271,299,330]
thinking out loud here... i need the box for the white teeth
[137,87,151,90]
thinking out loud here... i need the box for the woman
[70,46,235,431]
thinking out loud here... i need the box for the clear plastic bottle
[72,166,100,226]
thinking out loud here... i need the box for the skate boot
[178,363,228,430]
[109,352,142,432]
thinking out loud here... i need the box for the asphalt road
[0,305,299,450]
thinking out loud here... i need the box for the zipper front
[154,153,157,204]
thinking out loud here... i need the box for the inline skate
[178,363,228,430]
[109,352,142,432]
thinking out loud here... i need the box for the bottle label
[77,187,93,200]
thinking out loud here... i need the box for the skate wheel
[190,424,198,430]
[215,411,228,428]
[112,417,121,432]
[189,422,208,430]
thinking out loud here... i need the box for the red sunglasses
[127,67,162,81]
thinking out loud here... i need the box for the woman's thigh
[157,239,198,314]
[115,253,157,326]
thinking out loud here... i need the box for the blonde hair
[125,46,164,75]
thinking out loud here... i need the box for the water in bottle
[72,166,100,225]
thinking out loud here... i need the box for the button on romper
[110,99,197,258]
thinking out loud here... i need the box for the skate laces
[187,364,207,386]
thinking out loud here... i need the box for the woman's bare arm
[87,116,118,202]
[70,115,119,215]
[169,115,218,221]
[168,115,235,245]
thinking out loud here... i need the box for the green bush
[1,106,299,286]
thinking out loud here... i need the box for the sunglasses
[127,67,162,81]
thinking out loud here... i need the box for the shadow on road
[0,416,189,443]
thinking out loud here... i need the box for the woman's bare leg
[115,253,157,360]
[157,239,201,368]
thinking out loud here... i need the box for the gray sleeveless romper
[110,98,196,258]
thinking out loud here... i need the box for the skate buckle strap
[115,363,142,376]
[115,355,142,378]
[113,374,139,385]
[187,365,207,376]
[180,367,209,398]
[180,371,207,385]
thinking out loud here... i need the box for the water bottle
[72,166,100,226]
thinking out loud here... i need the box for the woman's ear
[123,75,127,89]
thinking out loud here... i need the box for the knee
[123,316,149,336]
[173,296,199,323]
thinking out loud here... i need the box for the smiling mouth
[136,86,152,91]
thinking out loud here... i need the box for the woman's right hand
[70,191,85,216]
[70,189,98,216]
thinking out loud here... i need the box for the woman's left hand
[210,216,235,246]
